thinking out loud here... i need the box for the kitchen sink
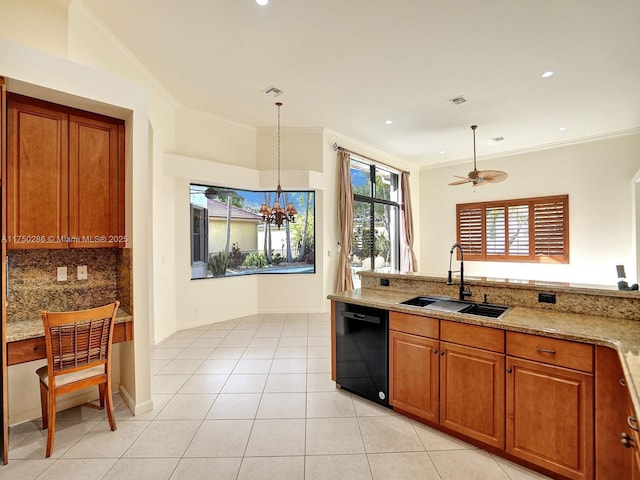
[459,303,509,318]
[399,296,448,307]
[400,296,510,319]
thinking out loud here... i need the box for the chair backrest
[41,301,120,377]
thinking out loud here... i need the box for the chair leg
[103,379,117,432]
[45,390,56,458]
[39,381,48,430]
[98,383,105,410]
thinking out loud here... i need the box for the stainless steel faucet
[448,243,472,301]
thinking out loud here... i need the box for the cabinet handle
[628,416,639,432]
[622,432,636,448]
[536,347,557,355]
[433,350,438,354]
[620,378,627,388]
[507,367,512,373]
[440,351,445,356]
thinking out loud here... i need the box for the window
[190,184,315,279]
[350,156,401,285]
[456,195,569,263]
[191,204,208,264]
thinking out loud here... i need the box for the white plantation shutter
[456,195,568,263]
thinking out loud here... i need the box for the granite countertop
[6,309,133,343]
[328,288,640,417]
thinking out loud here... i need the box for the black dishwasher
[335,302,389,407]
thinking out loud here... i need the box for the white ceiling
[80,0,640,167]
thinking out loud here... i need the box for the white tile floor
[4,313,552,479]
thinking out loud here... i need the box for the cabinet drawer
[441,321,505,353]
[390,311,438,339]
[507,331,593,372]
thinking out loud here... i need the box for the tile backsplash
[7,248,132,322]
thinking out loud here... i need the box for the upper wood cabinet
[6,94,125,249]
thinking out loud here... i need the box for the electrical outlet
[538,292,556,304]
[77,265,88,280]
[57,266,67,282]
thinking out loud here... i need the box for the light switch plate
[57,266,67,282]
[77,265,88,280]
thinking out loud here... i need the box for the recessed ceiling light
[541,71,554,78]
[559,126,567,132]
[440,150,446,155]
[385,120,393,125]
[256,0,269,5]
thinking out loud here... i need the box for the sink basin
[399,296,510,319]
[399,296,448,307]
[459,303,510,318]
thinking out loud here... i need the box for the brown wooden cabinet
[595,345,639,480]
[389,329,439,422]
[1,76,7,465]
[440,320,505,449]
[389,312,439,422]
[68,114,125,248]
[6,94,124,249]
[389,313,505,449]
[506,332,594,480]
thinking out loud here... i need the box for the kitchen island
[328,271,640,480]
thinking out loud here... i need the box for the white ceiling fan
[449,125,508,186]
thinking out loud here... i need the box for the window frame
[350,157,401,272]
[456,194,569,263]
[190,203,208,266]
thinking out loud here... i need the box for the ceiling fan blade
[452,175,469,180]
[477,170,508,183]
[449,178,472,186]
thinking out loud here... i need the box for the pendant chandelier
[259,102,297,228]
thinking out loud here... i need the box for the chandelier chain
[276,101,282,188]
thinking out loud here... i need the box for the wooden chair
[36,301,120,457]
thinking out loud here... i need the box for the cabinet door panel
[595,346,633,479]
[507,356,593,480]
[68,115,120,247]
[389,330,439,422]
[440,342,505,448]
[7,97,68,249]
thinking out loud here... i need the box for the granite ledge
[360,269,640,299]
[6,310,133,343]
[328,287,640,421]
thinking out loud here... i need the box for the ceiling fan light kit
[449,125,508,187]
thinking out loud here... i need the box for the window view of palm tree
[190,184,315,279]
[349,158,400,288]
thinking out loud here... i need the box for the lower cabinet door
[389,330,439,422]
[506,357,594,480]
[440,342,505,448]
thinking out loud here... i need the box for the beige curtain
[401,171,418,272]
[336,150,354,292]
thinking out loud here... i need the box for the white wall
[67,1,179,345]
[420,133,640,286]
[0,0,68,57]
